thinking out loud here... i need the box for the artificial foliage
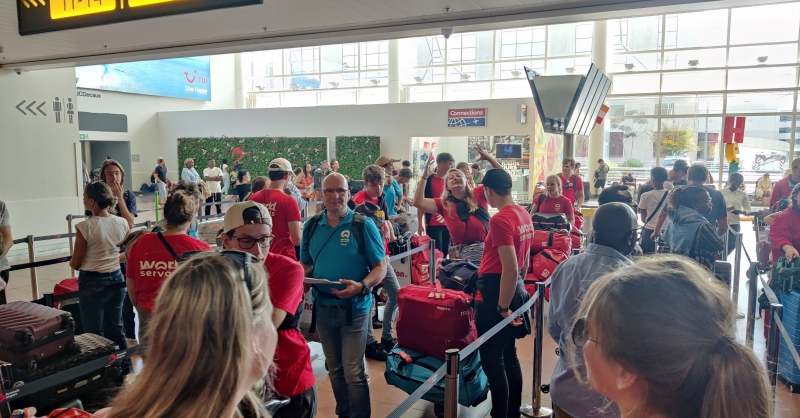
[335,136,381,180]
[177,136,327,177]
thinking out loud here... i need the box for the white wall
[158,98,537,167]
[0,68,81,256]
[77,54,238,187]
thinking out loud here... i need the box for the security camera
[441,28,453,39]
[14,69,22,75]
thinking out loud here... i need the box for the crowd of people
[3,151,792,418]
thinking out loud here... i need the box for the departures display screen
[18,0,263,35]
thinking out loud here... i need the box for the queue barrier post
[732,232,743,306]
[746,262,759,347]
[154,191,160,223]
[66,214,76,277]
[767,303,783,390]
[520,282,553,418]
[722,232,729,261]
[146,220,153,229]
[429,239,437,284]
[443,348,460,418]
[26,235,39,300]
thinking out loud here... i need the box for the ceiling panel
[0,0,727,69]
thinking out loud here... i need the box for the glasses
[231,235,274,249]
[571,316,599,347]
[323,188,349,195]
[180,250,256,291]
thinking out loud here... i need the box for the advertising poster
[76,56,211,101]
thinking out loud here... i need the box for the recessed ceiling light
[757,56,769,63]
[624,63,634,70]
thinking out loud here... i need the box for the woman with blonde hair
[529,174,575,225]
[101,251,277,418]
[413,146,502,261]
[570,255,771,418]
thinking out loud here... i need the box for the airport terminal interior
[4,0,800,417]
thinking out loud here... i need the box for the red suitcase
[396,281,476,360]
[530,229,572,256]
[0,301,76,370]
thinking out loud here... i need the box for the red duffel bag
[396,281,476,360]
[525,249,568,301]
[574,211,584,230]
[54,278,79,309]
[530,229,572,256]
[570,224,584,252]
[411,235,444,284]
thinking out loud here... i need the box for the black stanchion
[520,282,553,418]
[732,231,743,305]
[428,239,437,284]
[444,349,460,418]
[746,262,759,347]
[767,303,783,389]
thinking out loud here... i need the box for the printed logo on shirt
[340,230,351,245]
[436,214,445,223]
[517,223,535,240]
[554,204,561,210]
[262,201,277,216]
[138,260,178,278]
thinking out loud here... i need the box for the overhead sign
[447,108,487,128]
[18,0,263,35]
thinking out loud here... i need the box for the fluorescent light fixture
[370,79,380,85]
[688,60,699,67]
[566,67,575,73]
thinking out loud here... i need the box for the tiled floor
[6,203,800,417]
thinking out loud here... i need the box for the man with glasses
[221,201,317,418]
[300,173,388,418]
[250,158,303,260]
[547,202,638,418]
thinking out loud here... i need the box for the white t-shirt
[639,189,670,230]
[203,167,224,193]
[76,216,130,273]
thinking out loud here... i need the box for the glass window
[252,77,283,92]
[445,82,491,101]
[281,91,317,107]
[729,43,798,67]
[662,48,726,70]
[320,74,359,89]
[547,57,592,75]
[664,10,728,49]
[727,67,797,90]
[360,70,389,87]
[727,92,795,113]
[321,44,358,73]
[607,117,658,164]
[319,89,356,106]
[285,47,319,74]
[611,74,661,94]
[410,67,446,84]
[409,85,443,103]
[607,97,660,116]
[359,88,389,104]
[661,70,726,92]
[609,53,661,72]
[252,50,284,77]
[498,27,546,60]
[496,61,544,79]
[609,16,661,52]
[492,79,531,99]
[360,41,389,71]
[548,22,593,57]
[447,64,493,82]
[416,36,446,66]
[730,3,800,45]
[285,75,320,91]
[661,95,724,115]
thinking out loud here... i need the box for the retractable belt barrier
[759,275,800,389]
[385,278,550,418]
[8,256,72,272]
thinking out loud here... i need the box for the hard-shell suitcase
[385,347,489,408]
[778,290,800,392]
[411,235,444,284]
[396,282,476,360]
[0,301,76,370]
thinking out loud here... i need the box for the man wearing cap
[250,158,303,260]
[771,157,800,210]
[203,157,224,216]
[419,152,455,253]
[221,201,317,418]
[300,172,388,418]
[376,156,403,216]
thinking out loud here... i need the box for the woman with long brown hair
[569,255,771,418]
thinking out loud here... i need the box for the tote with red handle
[395,281,476,360]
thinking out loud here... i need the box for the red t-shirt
[478,205,535,276]
[250,189,301,260]
[125,233,212,313]
[535,195,575,218]
[351,190,389,254]
[558,174,583,206]
[426,175,447,227]
[433,185,489,245]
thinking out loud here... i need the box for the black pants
[726,224,741,256]
[273,385,318,418]
[205,192,222,215]
[476,302,523,418]
[426,225,451,255]
[0,270,8,305]
[122,289,136,340]
[641,228,657,254]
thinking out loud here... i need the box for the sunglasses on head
[180,250,256,292]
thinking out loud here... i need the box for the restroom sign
[448,108,487,127]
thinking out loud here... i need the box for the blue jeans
[316,304,370,418]
[367,262,400,343]
[78,269,128,351]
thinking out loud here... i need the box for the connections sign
[18,0,263,35]
[447,108,487,128]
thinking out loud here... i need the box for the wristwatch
[360,282,372,295]
[497,305,510,315]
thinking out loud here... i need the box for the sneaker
[381,338,398,352]
[372,319,383,329]
[365,341,389,361]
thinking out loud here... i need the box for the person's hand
[499,309,524,326]
[331,279,364,299]
[474,145,491,162]
[418,225,425,236]
[108,181,125,199]
[651,230,661,241]
[785,246,799,262]
[424,155,435,177]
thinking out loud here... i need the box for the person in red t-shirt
[221,201,316,418]
[529,174,575,225]
[418,152,454,254]
[771,158,800,210]
[770,183,800,263]
[126,191,212,339]
[559,157,584,208]
[249,158,302,260]
[414,145,503,258]
[474,168,534,418]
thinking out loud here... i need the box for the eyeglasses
[323,188,349,195]
[231,235,274,249]
[571,316,599,348]
[179,250,255,291]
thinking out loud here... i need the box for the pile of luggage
[523,212,584,300]
[766,257,800,392]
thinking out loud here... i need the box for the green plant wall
[336,136,381,180]
[177,137,327,177]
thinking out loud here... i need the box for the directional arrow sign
[26,101,37,116]
[36,101,46,116]
[16,100,26,115]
